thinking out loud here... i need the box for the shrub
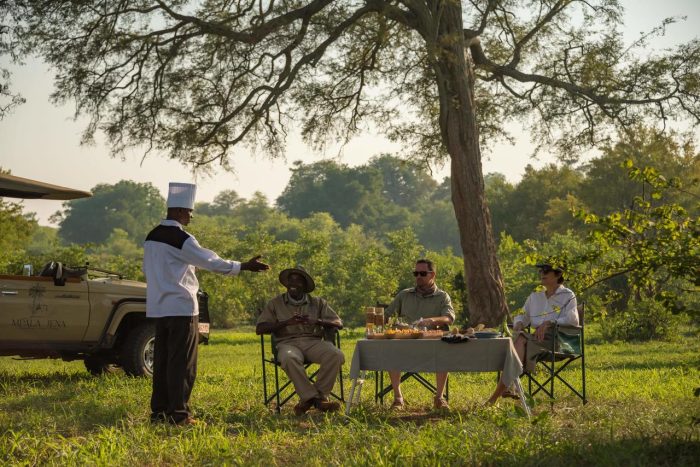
[602,298,680,341]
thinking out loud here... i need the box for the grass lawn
[1,324,698,466]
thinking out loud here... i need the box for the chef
[143,182,269,426]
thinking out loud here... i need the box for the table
[346,337,530,416]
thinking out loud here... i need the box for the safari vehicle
[0,173,211,376]
[0,262,210,376]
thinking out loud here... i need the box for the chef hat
[167,182,197,209]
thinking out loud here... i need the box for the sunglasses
[413,271,431,277]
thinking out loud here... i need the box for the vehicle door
[0,275,90,343]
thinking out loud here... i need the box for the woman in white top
[487,263,578,404]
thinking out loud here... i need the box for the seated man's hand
[285,314,310,326]
[534,322,550,341]
[513,322,525,333]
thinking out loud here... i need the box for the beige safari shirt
[257,293,341,343]
[386,287,455,323]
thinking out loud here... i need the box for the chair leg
[445,375,449,402]
[273,360,282,414]
[550,353,555,401]
[581,354,587,404]
[262,352,268,408]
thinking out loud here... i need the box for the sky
[1,0,698,226]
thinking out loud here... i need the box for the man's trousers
[150,315,199,424]
[276,336,344,402]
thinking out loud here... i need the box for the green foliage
[498,164,583,242]
[579,127,700,217]
[601,298,682,342]
[53,180,165,245]
[0,198,37,268]
[497,233,536,314]
[573,161,699,309]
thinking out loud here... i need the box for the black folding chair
[526,302,587,404]
[372,302,450,404]
[261,328,345,413]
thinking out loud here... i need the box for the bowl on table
[473,330,501,339]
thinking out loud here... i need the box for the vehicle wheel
[121,322,156,377]
[84,355,119,376]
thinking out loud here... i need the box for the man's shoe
[314,397,340,413]
[433,397,449,410]
[173,417,205,427]
[294,398,315,416]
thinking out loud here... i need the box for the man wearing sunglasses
[384,259,455,409]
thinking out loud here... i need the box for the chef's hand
[534,321,550,341]
[241,255,270,272]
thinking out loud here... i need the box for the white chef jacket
[143,220,241,318]
[513,285,578,329]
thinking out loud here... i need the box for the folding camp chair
[526,302,587,404]
[261,328,345,413]
[372,303,449,404]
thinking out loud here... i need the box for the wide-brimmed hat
[279,266,315,293]
[535,263,564,274]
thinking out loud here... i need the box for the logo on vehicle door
[28,284,48,316]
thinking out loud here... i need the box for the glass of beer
[365,307,375,336]
[374,307,385,331]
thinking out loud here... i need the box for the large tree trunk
[432,1,508,326]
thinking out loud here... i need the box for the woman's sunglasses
[413,271,431,277]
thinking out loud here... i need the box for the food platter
[385,330,422,339]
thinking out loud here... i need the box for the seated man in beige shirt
[385,259,455,409]
[256,267,344,415]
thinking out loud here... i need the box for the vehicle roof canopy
[0,173,92,200]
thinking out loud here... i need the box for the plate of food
[421,330,446,339]
[386,329,421,339]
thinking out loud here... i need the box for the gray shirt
[386,287,455,324]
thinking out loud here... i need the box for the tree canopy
[6,0,699,324]
[52,180,165,244]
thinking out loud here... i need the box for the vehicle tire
[121,322,156,377]
[84,355,119,376]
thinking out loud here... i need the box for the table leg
[514,378,531,418]
[345,371,366,415]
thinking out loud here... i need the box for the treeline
[1,128,698,337]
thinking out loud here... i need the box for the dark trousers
[150,315,199,424]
